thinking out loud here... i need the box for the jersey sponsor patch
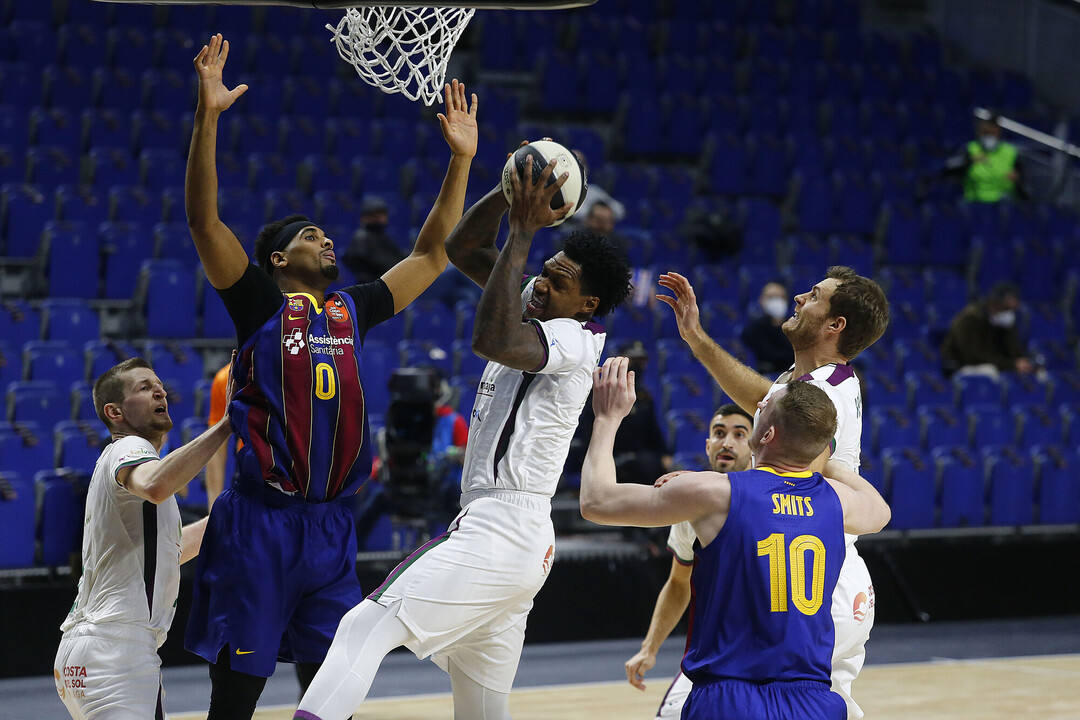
[326,298,350,323]
[542,544,554,575]
[283,328,306,355]
[853,585,874,622]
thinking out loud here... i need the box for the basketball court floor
[3,616,1077,719]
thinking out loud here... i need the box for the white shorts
[53,624,166,720]
[658,540,875,720]
[655,670,692,720]
[370,492,555,694]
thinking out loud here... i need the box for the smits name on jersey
[772,493,814,517]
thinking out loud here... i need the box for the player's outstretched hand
[624,648,656,691]
[437,79,477,159]
[656,272,705,346]
[215,351,238,430]
[508,155,572,233]
[592,356,636,421]
[194,33,248,116]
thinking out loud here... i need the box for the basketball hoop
[327,6,475,106]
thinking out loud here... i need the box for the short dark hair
[773,382,837,465]
[254,214,309,275]
[988,282,1020,304]
[93,357,153,430]
[826,265,890,360]
[714,403,754,426]
[560,231,633,318]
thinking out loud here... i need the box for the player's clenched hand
[656,272,706,346]
[507,155,572,233]
[193,33,248,116]
[437,79,478,159]
[592,356,636,421]
[624,648,656,691]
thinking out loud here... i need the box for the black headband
[261,219,318,270]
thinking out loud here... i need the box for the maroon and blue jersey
[218,264,394,503]
[682,468,846,687]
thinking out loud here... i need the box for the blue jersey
[682,467,846,686]
[230,290,373,502]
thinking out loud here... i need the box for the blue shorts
[682,678,846,720]
[184,485,363,677]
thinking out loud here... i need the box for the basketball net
[327,6,475,106]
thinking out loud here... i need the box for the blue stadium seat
[906,370,951,409]
[36,469,88,566]
[55,420,106,473]
[882,447,935,529]
[57,185,109,226]
[100,221,152,299]
[893,338,939,374]
[933,448,985,528]
[0,474,36,568]
[872,405,921,452]
[2,183,52,256]
[397,340,454,376]
[44,65,95,110]
[665,408,708,456]
[954,374,1003,407]
[985,450,1033,526]
[152,221,198,267]
[452,340,487,379]
[85,340,138,381]
[795,170,832,234]
[30,107,81,151]
[662,374,715,418]
[1034,447,1080,524]
[709,134,749,196]
[0,341,17,390]
[133,110,184,154]
[0,300,43,348]
[61,25,110,70]
[1014,404,1056,448]
[863,369,908,409]
[43,299,99,345]
[89,148,141,188]
[1051,372,1080,404]
[45,222,100,298]
[139,149,184,190]
[404,301,456,347]
[139,261,196,337]
[0,64,38,110]
[93,66,141,113]
[919,404,969,449]
[72,381,96,422]
[968,404,1015,447]
[25,341,83,388]
[8,380,64,426]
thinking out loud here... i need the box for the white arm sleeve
[527,317,594,375]
[666,522,696,565]
[107,436,159,488]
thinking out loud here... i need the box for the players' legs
[293,599,413,720]
[295,662,321,697]
[207,646,268,720]
[448,658,511,720]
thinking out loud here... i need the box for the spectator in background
[741,281,795,376]
[343,195,407,282]
[942,282,1033,376]
[571,149,626,224]
[944,114,1025,203]
[569,341,672,485]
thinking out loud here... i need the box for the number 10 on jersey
[757,533,826,615]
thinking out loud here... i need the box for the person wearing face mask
[942,282,1033,376]
[943,115,1025,203]
[741,281,797,375]
[343,194,408,283]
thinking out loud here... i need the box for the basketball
[500,139,588,227]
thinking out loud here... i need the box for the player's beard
[781,313,822,352]
[321,263,340,281]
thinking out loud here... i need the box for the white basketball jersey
[460,279,605,500]
[60,436,182,648]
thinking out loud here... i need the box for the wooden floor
[173,654,1080,720]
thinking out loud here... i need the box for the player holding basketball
[656,267,890,718]
[293,157,632,720]
[583,358,891,720]
[53,358,233,720]
[181,34,479,718]
[624,404,755,719]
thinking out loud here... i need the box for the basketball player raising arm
[582,358,890,720]
[181,33,481,720]
[53,358,234,720]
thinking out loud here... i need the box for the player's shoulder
[805,364,860,400]
[109,435,159,463]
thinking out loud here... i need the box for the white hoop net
[326,6,476,106]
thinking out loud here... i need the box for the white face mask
[762,297,789,320]
[980,134,999,151]
[990,310,1016,328]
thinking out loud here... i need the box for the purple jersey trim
[294,711,323,720]
[584,320,605,335]
[667,543,694,566]
[824,363,856,386]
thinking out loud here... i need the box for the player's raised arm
[581,357,731,528]
[444,186,508,288]
[118,363,236,504]
[381,80,477,314]
[471,155,570,370]
[657,272,774,414]
[824,458,892,535]
[186,33,251,290]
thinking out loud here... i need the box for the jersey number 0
[315,362,337,400]
[756,533,826,615]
